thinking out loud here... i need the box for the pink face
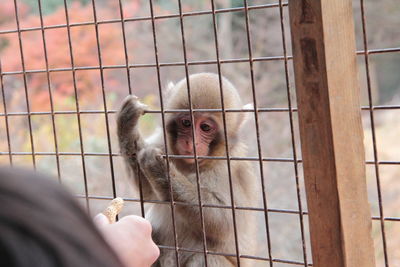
[175,115,218,164]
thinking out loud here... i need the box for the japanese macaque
[117,73,257,266]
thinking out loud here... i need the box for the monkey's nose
[185,141,193,151]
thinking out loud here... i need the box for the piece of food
[102,197,124,223]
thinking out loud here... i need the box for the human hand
[94,214,159,267]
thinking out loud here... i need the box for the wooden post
[288,1,376,267]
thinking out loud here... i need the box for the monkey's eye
[200,123,211,132]
[181,119,192,127]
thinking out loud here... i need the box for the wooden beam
[288,1,376,267]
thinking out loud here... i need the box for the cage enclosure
[0,0,399,266]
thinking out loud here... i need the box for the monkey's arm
[117,95,155,199]
[138,147,234,236]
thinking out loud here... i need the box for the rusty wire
[1,48,399,76]
[277,1,308,265]
[0,3,287,36]
[242,0,274,265]
[1,150,400,166]
[37,0,61,181]
[0,61,12,165]
[73,194,400,222]
[12,0,36,169]
[148,0,181,264]
[62,0,90,210]
[116,0,146,219]
[90,0,118,208]
[359,0,389,266]
[209,0,242,265]
[2,105,400,118]
[176,0,209,264]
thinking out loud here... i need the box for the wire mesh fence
[0,0,399,266]
[357,1,400,266]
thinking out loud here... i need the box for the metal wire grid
[0,1,308,266]
[0,0,398,266]
[358,0,398,266]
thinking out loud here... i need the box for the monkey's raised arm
[137,147,234,237]
[117,95,155,199]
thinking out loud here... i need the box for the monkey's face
[174,114,219,164]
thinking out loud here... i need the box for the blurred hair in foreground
[0,167,123,267]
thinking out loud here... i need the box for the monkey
[117,73,258,266]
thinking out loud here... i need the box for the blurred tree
[22,0,91,15]
[0,2,27,25]
[1,1,140,110]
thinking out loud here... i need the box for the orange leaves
[1,1,141,109]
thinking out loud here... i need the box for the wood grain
[288,1,376,266]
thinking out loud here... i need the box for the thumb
[94,213,110,227]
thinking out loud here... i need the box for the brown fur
[117,73,257,266]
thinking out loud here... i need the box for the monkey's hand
[138,147,173,200]
[117,95,148,156]
[138,147,167,180]
[117,95,147,135]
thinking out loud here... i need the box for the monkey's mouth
[179,153,204,164]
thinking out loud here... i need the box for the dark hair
[0,167,123,267]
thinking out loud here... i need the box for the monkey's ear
[165,81,175,94]
[238,103,254,129]
[163,81,175,102]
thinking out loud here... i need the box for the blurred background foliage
[0,0,399,266]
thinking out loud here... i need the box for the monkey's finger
[120,95,139,110]
[124,95,148,114]
[129,95,138,100]
[136,104,147,116]
[122,94,138,102]
[155,150,165,162]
